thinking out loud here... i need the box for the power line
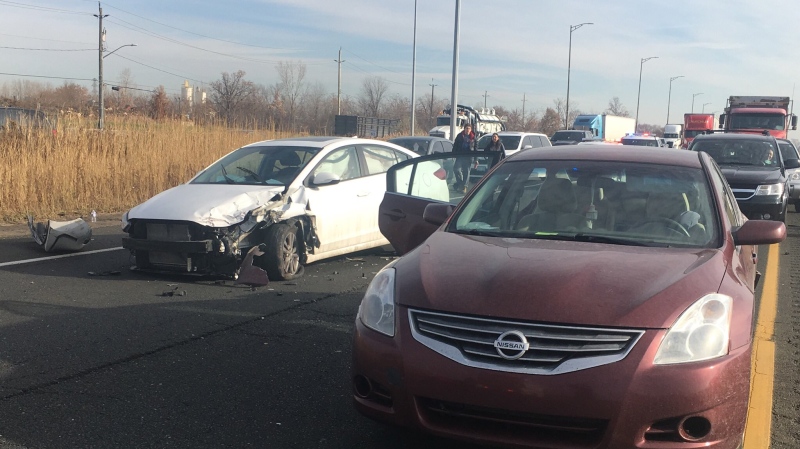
[343,49,404,75]
[0,32,94,45]
[0,46,95,51]
[110,53,207,85]
[0,0,90,15]
[0,71,95,81]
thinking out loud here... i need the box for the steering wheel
[631,217,691,238]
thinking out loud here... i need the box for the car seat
[516,178,588,232]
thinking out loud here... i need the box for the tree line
[1,61,663,137]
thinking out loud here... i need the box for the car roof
[496,131,547,137]
[388,136,447,141]
[242,136,396,148]
[510,144,703,168]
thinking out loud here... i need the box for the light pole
[702,102,712,113]
[635,56,658,133]
[691,93,703,113]
[410,0,417,135]
[565,22,592,128]
[448,0,461,141]
[98,43,136,130]
[666,75,684,125]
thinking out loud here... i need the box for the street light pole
[692,93,703,113]
[702,102,712,113]
[448,0,461,141]
[97,43,136,130]
[565,22,592,128]
[635,56,658,133]
[666,75,684,125]
[410,0,417,135]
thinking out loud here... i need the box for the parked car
[353,144,786,449]
[550,129,594,145]
[620,134,666,147]
[776,138,800,212]
[387,136,453,156]
[476,131,551,157]
[689,132,799,221]
[121,137,449,281]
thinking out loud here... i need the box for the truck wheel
[263,224,304,281]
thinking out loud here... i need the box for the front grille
[409,309,643,375]
[418,397,607,447]
[146,223,191,241]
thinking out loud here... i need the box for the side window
[522,136,534,149]
[362,145,401,175]
[313,146,361,181]
[709,162,740,227]
[442,140,453,153]
[432,141,445,154]
[539,136,552,147]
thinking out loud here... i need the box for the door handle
[752,251,758,264]
[357,191,370,197]
[384,209,406,220]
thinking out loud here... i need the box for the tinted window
[692,139,778,166]
[778,141,799,161]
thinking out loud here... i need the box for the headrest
[536,178,577,213]
[279,152,301,166]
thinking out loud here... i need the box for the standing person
[485,132,506,159]
[452,123,476,193]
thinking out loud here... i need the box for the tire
[263,224,304,281]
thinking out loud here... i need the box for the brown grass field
[0,116,291,223]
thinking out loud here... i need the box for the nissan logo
[494,330,530,360]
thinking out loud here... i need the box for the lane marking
[0,247,125,268]
[744,243,780,448]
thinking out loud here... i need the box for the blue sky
[1,0,798,126]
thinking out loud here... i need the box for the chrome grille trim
[731,187,756,200]
[409,309,644,375]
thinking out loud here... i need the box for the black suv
[688,132,800,221]
[550,129,594,145]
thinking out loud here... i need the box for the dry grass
[0,115,290,223]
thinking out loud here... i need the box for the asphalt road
[0,213,798,449]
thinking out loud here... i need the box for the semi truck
[663,124,683,148]
[682,113,715,148]
[429,104,505,140]
[718,96,797,139]
[572,114,636,142]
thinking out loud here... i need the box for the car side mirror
[422,203,454,226]
[522,145,533,150]
[792,115,798,130]
[784,158,800,169]
[732,219,786,246]
[310,172,341,186]
[667,142,674,148]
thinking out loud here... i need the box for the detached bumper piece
[28,215,92,252]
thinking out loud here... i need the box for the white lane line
[0,247,125,268]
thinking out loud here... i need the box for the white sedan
[122,137,449,281]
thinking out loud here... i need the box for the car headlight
[755,183,784,196]
[789,171,800,181]
[121,211,130,232]
[357,267,396,337]
[654,293,732,365]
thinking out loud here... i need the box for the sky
[1,0,799,127]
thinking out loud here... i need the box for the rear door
[380,152,501,255]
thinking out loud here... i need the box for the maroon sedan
[352,146,786,449]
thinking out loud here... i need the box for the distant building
[181,80,206,107]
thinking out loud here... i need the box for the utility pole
[410,0,417,135]
[448,0,461,141]
[482,91,489,109]
[521,93,527,128]
[334,48,345,115]
[429,78,437,120]
[94,2,108,130]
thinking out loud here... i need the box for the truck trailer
[682,113,715,148]
[572,114,635,142]
[719,96,797,139]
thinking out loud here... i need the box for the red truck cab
[719,96,797,139]
[682,113,715,148]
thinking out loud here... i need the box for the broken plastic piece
[27,215,92,252]
[234,245,270,287]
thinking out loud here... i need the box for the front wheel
[263,224,304,280]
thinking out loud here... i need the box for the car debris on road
[27,215,92,252]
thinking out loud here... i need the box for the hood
[719,166,783,185]
[127,183,285,227]
[394,232,726,329]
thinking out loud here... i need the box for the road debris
[27,215,92,252]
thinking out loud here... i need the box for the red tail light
[433,167,447,180]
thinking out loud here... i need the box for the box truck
[572,114,636,142]
[719,96,797,139]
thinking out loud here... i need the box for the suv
[550,129,594,145]
[477,131,551,157]
[689,133,800,221]
[776,138,800,212]
[620,134,666,147]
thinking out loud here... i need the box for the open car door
[379,152,502,255]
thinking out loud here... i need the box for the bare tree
[150,86,170,120]
[537,107,562,136]
[358,76,389,117]
[209,70,256,125]
[415,92,447,135]
[276,61,306,130]
[300,82,335,134]
[605,97,630,117]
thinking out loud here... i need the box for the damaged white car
[122,137,450,281]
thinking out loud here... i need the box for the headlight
[789,171,800,181]
[654,293,732,365]
[357,267,396,337]
[755,183,784,196]
[121,211,130,232]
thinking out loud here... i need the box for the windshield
[390,138,430,155]
[729,113,785,130]
[448,160,718,248]
[692,139,778,167]
[192,146,320,185]
[684,130,704,139]
[551,131,585,142]
[477,135,522,150]
[664,133,680,139]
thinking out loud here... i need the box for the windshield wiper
[236,166,265,183]
[572,233,651,246]
[220,164,235,184]
[453,228,504,237]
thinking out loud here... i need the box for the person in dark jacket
[452,124,476,192]
[485,132,506,159]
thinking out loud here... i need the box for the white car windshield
[192,146,320,185]
[448,160,718,247]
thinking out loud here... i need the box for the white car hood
[127,183,287,228]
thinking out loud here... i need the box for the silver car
[777,138,800,212]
